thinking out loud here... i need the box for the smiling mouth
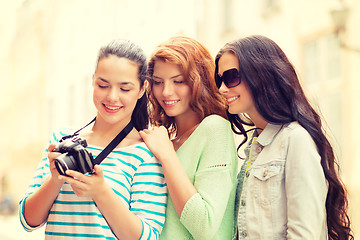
[227,96,239,104]
[163,100,180,105]
[104,104,122,110]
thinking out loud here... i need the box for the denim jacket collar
[256,123,284,147]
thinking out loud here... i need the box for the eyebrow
[97,77,135,86]
[152,74,183,80]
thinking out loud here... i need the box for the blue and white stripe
[19,128,167,239]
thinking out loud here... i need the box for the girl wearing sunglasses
[139,36,238,239]
[215,35,353,240]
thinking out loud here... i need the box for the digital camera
[54,136,95,176]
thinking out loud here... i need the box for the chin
[162,109,177,117]
[227,108,238,115]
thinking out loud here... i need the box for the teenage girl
[215,35,353,240]
[19,39,167,239]
[140,36,238,239]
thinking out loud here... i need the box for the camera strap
[61,117,134,165]
[93,121,133,165]
[60,117,97,142]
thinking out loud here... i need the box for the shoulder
[132,142,155,159]
[132,143,164,171]
[109,142,162,169]
[123,142,160,164]
[198,114,231,132]
[282,122,313,141]
[193,115,235,149]
[49,126,75,143]
[113,142,154,159]
[279,122,317,152]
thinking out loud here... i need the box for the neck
[174,114,202,139]
[92,115,132,138]
[247,112,268,135]
[172,115,201,151]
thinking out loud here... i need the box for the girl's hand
[47,144,65,186]
[139,126,175,161]
[59,165,107,199]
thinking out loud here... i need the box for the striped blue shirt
[19,128,167,239]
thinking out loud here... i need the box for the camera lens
[54,153,78,176]
[55,160,67,175]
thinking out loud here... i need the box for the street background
[0,0,359,238]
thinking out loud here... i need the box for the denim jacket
[233,122,328,239]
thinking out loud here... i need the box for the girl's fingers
[65,170,86,181]
[142,129,150,134]
[48,143,57,152]
[60,174,86,189]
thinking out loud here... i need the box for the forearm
[179,167,235,240]
[158,151,197,217]
[93,185,143,240]
[24,176,62,227]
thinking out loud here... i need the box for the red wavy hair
[147,36,227,136]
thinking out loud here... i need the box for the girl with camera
[19,39,167,239]
[214,35,353,239]
[139,36,238,239]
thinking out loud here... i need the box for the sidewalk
[0,215,44,240]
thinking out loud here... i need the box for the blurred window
[303,33,343,163]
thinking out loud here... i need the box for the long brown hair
[215,35,353,240]
[147,36,226,136]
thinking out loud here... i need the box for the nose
[162,82,174,97]
[106,87,119,102]
[218,82,228,95]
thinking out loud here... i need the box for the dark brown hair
[215,35,353,240]
[96,39,148,131]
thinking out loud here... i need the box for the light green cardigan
[160,115,238,240]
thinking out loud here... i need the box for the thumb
[48,143,57,152]
[94,165,103,177]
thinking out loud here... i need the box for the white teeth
[227,96,239,102]
[164,100,179,105]
[105,105,121,110]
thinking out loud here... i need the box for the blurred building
[0,0,359,237]
[0,0,198,201]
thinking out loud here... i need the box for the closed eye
[153,80,163,85]
[98,84,108,89]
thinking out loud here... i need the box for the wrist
[48,175,64,189]
[92,182,111,203]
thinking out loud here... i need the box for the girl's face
[93,55,145,125]
[152,61,196,120]
[218,52,257,117]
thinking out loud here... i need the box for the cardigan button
[256,146,263,153]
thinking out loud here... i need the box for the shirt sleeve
[19,145,51,231]
[179,116,238,240]
[130,148,167,240]
[285,125,328,239]
[18,130,66,231]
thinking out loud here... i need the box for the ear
[138,80,148,99]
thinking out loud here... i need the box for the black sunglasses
[215,68,242,89]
